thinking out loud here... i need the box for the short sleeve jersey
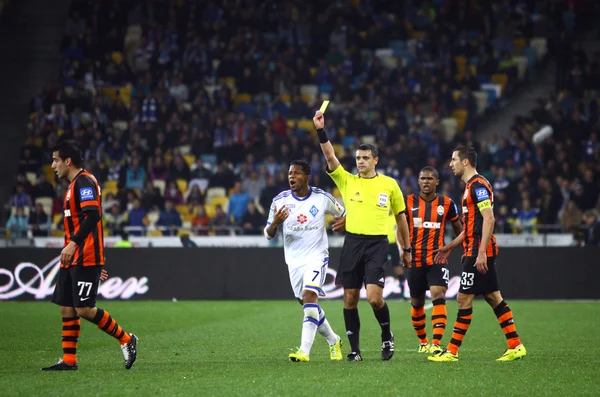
[327,165,406,236]
[462,174,499,257]
[63,170,105,268]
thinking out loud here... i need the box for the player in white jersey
[265,160,345,362]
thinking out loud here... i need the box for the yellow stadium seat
[204,203,216,218]
[287,119,296,128]
[470,65,477,76]
[225,76,236,90]
[234,93,252,106]
[53,214,63,224]
[119,84,132,105]
[210,196,229,208]
[183,154,196,168]
[454,56,467,74]
[333,144,345,159]
[176,205,196,222]
[298,119,314,132]
[103,180,118,196]
[513,38,527,55]
[491,73,509,93]
[34,138,44,147]
[176,179,188,193]
[452,90,461,102]
[111,51,124,64]
[451,109,468,133]
[26,172,36,186]
[149,230,163,236]
[165,153,173,165]
[103,86,118,102]
[309,67,316,77]
[153,180,166,195]
[280,94,291,104]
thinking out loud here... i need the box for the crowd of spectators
[4,0,597,245]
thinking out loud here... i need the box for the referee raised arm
[312,110,412,361]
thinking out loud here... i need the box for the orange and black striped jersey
[462,174,499,257]
[62,170,104,268]
[406,194,459,267]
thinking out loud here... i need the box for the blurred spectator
[560,200,583,233]
[210,204,231,236]
[127,199,148,236]
[33,174,56,199]
[114,231,133,248]
[28,203,50,237]
[156,200,182,236]
[228,181,252,224]
[574,210,600,247]
[125,157,146,191]
[6,207,28,238]
[242,170,266,201]
[510,199,539,234]
[241,202,264,235]
[11,184,32,208]
[104,205,127,236]
[186,185,204,206]
[192,206,210,236]
[163,181,184,205]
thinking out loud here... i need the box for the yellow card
[319,100,330,113]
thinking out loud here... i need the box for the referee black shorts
[335,232,389,289]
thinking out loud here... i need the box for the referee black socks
[343,308,361,353]
[373,303,392,341]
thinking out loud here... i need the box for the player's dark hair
[290,159,311,175]
[419,166,439,179]
[53,138,83,168]
[454,146,478,167]
[357,143,378,158]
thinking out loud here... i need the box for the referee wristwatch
[403,247,412,253]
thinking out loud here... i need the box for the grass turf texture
[0,300,598,397]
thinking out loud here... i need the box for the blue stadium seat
[484,88,497,106]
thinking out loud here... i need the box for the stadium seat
[103,87,118,102]
[35,197,53,215]
[119,84,132,105]
[452,90,461,102]
[513,38,527,56]
[25,172,36,186]
[234,93,252,107]
[473,91,489,114]
[183,154,195,168]
[451,109,468,133]
[206,187,226,203]
[441,118,458,142]
[153,180,166,195]
[189,178,209,192]
[309,67,316,77]
[300,84,318,96]
[11,206,30,216]
[530,37,547,59]
[210,197,229,212]
[224,77,236,90]
[333,144,345,159]
[177,145,191,155]
[176,179,188,193]
[103,180,118,196]
[165,153,173,165]
[491,73,508,93]
[200,154,217,168]
[280,94,291,104]
[298,119,314,132]
[362,135,376,145]
[512,56,528,81]
[204,203,216,218]
[53,213,62,225]
[111,51,124,65]
[454,56,467,75]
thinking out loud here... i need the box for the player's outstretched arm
[313,111,340,172]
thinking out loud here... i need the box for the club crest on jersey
[378,193,388,207]
[297,214,307,224]
[79,187,94,201]
[309,205,318,217]
[437,205,444,216]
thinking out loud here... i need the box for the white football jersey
[265,187,345,269]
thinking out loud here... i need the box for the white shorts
[288,258,329,299]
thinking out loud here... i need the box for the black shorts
[336,233,389,289]
[407,264,449,298]
[459,256,499,295]
[52,266,102,308]
[388,243,401,267]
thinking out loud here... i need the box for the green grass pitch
[1,300,598,396]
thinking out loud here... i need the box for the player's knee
[430,289,446,301]
[456,294,472,309]
[484,291,502,307]
[367,295,384,309]
[302,303,320,322]
[343,290,359,308]
[74,306,95,320]
[301,290,318,304]
[411,298,425,308]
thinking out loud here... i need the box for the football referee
[312,110,412,361]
